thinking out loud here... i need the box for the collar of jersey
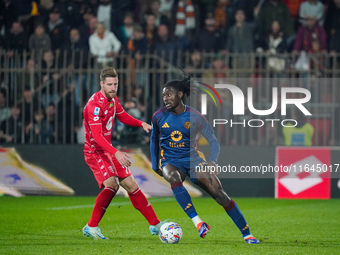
[170,105,187,116]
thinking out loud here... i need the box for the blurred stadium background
[1,0,340,254]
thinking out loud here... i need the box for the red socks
[88,187,159,227]
[88,187,116,227]
[128,188,160,226]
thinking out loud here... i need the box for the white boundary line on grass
[46,197,175,210]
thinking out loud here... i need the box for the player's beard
[166,101,179,112]
[104,90,116,99]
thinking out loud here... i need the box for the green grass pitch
[0,196,339,254]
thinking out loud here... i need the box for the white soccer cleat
[82,224,108,240]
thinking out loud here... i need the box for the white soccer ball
[158,222,183,244]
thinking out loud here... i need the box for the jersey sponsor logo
[184,121,191,129]
[108,166,114,173]
[171,130,182,142]
[94,107,100,115]
[93,116,99,121]
[162,122,169,128]
[104,131,111,136]
[106,116,113,130]
[169,142,185,148]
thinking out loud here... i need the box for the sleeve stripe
[116,110,125,115]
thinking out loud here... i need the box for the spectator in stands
[187,49,205,77]
[283,0,306,29]
[283,0,305,18]
[143,13,158,50]
[125,25,148,56]
[330,28,340,55]
[173,0,197,44]
[96,0,113,32]
[40,103,56,144]
[119,99,144,144]
[4,21,28,56]
[32,108,45,143]
[23,59,40,94]
[125,25,148,88]
[56,0,83,30]
[22,86,42,143]
[293,16,327,53]
[41,50,63,105]
[256,0,294,39]
[89,22,122,66]
[257,20,287,53]
[87,0,100,11]
[299,0,324,25]
[0,88,11,123]
[74,0,93,19]
[16,0,35,33]
[46,7,68,51]
[0,0,19,35]
[64,28,88,69]
[133,86,146,115]
[158,0,174,19]
[214,0,235,30]
[57,83,80,144]
[64,28,89,106]
[324,0,340,48]
[204,55,229,84]
[96,0,123,35]
[0,104,22,144]
[193,13,225,52]
[145,0,170,26]
[34,0,55,24]
[256,20,288,73]
[80,15,97,42]
[309,39,327,77]
[226,9,255,53]
[29,23,51,63]
[231,0,259,23]
[119,12,135,44]
[154,24,179,64]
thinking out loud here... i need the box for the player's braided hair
[164,68,192,97]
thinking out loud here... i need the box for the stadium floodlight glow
[201,84,312,116]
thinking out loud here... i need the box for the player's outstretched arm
[115,99,144,127]
[116,110,144,127]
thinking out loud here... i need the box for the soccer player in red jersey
[82,66,164,239]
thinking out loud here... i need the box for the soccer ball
[158,222,183,244]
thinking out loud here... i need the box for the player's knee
[124,180,139,193]
[103,177,119,191]
[164,170,182,184]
